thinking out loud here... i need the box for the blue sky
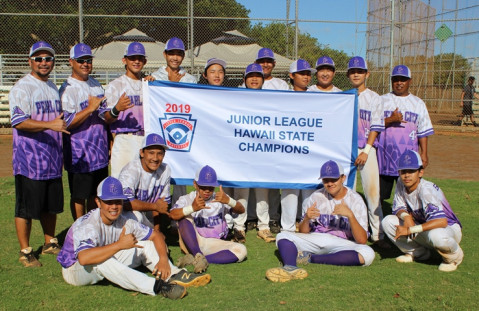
[236,0,479,60]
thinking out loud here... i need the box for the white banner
[144,81,358,189]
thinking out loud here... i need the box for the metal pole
[295,0,298,59]
[190,0,195,70]
[286,0,290,58]
[452,0,458,105]
[79,0,84,42]
[389,0,395,92]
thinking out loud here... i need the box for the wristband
[110,106,119,118]
[408,225,423,234]
[399,212,409,220]
[363,144,372,155]
[228,197,237,208]
[182,205,194,216]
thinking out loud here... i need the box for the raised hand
[49,112,70,134]
[212,185,229,204]
[117,226,143,250]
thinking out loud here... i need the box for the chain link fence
[1,0,478,132]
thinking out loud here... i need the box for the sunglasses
[74,58,93,64]
[30,56,55,62]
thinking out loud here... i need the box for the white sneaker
[438,247,464,272]
[396,254,414,263]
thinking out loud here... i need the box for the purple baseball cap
[315,56,335,70]
[289,59,316,74]
[256,48,275,61]
[29,41,55,57]
[391,65,411,79]
[397,150,423,171]
[319,160,344,179]
[195,165,220,187]
[97,177,128,201]
[244,63,264,77]
[165,37,185,52]
[347,56,368,71]
[70,43,93,59]
[124,42,146,57]
[205,58,226,70]
[142,133,169,150]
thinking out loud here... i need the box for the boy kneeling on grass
[171,165,247,272]
[57,177,210,300]
[382,150,463,272]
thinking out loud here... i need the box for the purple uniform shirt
[357,88,384,148]
[377,92,434,176]
[9,74,63,180]
[60,76,109,173]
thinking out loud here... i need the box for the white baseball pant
[233,188,270,231]
[61,240,181,295]
[276,231,375,266]
[353,146,384,241]
[280,189,315,232]
[382,215,462,258]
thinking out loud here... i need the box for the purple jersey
[392,178,461,227]
[101,75,144,134]
[377,92,434,176]
[301,187,369,241]
[60,76,109,173]
[173,191,233,239]
[357,88,384,148]
[9,74,63,180]
[57,208,152,268]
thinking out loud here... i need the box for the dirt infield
[0,132,478,181]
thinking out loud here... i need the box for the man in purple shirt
[9,41,69,267]
[60,43,109,220]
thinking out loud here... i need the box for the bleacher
[0,92,10,128]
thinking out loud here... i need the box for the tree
[0,0,250,54]
[432,53,471,89]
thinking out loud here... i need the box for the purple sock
[178,219,202,255]
[278,239,298,267]
[310,250,361,266]
[205,250,239,264]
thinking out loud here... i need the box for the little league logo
[159,113,197,152]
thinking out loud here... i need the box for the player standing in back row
[346,56,388,247]
[377,65,434,205]
[60,43,109,220]
[10,41,69,267]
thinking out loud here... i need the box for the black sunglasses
[30,56,55,62]
[74,58,93,64]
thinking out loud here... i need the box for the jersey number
[409,130,416,141]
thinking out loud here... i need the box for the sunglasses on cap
[30,56,55,62]
[74,58,93,64]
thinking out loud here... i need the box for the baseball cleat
[41,238,61,255]
[169,269,211,287]
[396,249,430,263]
[438,247,464,272]
[232,228,246,243]
[265,265,308,283]
[176,254,195,268]
[19,247,42,267]
[154,279,187,300]
[296,251,312,265]
[257,229,275,243]
[193,253,209,273]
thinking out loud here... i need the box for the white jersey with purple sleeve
[101,75,144,134]
[392,178,461,228]
[9,74,62,180]
[151,66,197,84]
[263,77,289,90]
[119,158,171,204]
[301,187,369,241]
[60,76,109,173]
[307,85,342,92]
[57,208,153,268]
[377,92,434,176]
[173,191,232,239]
[357,88,384,148]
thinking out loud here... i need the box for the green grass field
[0,176,478,311]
